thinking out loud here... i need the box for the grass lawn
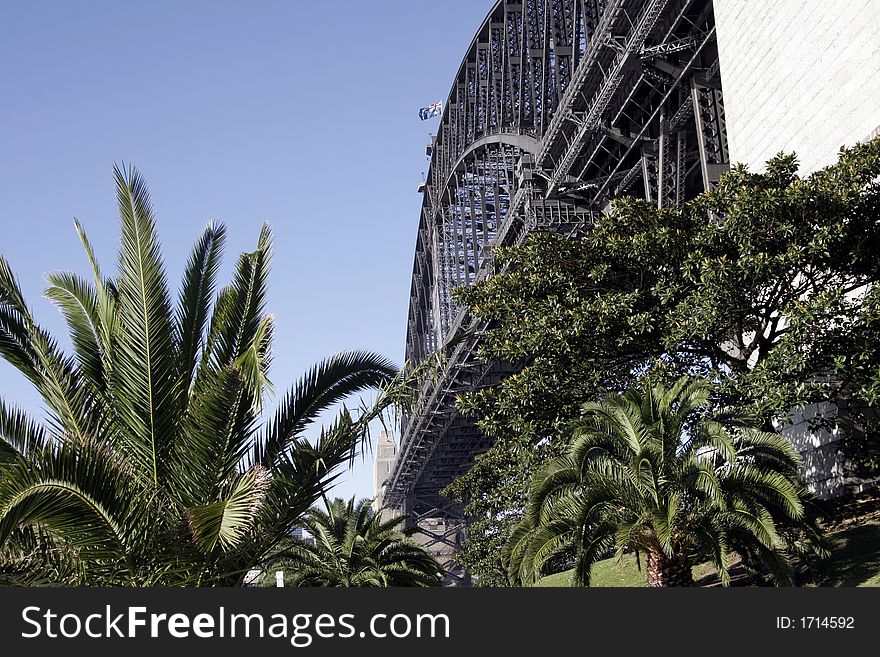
[537,517,880,587]
[537,553,646,587]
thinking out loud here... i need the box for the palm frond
[111,163,178,486]
[176,221,226,391]
[571,525,617,587]
[73,219,117,369]
[0,258,96,438]
[44,271,105,392]
[173,365,255,505]
[186,467,269,554]
[201,224,271,376]
[0,438,146,573]
[232,314,274,411]
[0,399,48,466]
[254,350,397,467]
[177,227,272,500]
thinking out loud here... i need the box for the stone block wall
[714,0,880,172]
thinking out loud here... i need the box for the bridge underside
[386,0,729,527]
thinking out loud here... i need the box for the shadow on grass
[538,520,880,587]
[816,522,880,587]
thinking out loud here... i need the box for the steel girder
[388,0,729,519]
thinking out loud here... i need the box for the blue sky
[0,0,495,502]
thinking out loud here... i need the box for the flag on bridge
[419,101,443,120]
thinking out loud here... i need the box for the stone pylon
[372,430,398,522]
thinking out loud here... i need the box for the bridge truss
[386,0,729,551]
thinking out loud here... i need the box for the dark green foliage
[506,377,826,586]
[271,497,442,587]
[447,138,880,583]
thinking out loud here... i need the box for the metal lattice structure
[386,0,729,525]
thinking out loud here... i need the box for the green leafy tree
[272,497,442,587]
[447,138,880,583]
[505,377,825,587]
[0,165,401,586]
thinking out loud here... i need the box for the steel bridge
[385,0,730,551]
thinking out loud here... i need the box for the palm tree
[505,376,824,587]
[275,497,442,587]
[0,164,402,586]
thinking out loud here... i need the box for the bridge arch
[405,0,606,366]
[391,0,727,537]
